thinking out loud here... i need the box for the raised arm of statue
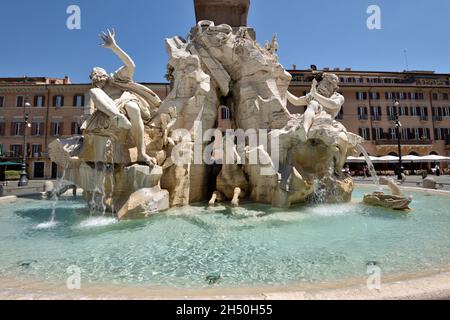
[100,29,136,80]
[287,91,311,107]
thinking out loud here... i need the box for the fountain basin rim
[355,183,450,196]
[1,269,450,300]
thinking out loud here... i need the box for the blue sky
[0,0,449,83]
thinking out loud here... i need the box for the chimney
[292,64,297,70]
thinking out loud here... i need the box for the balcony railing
[375,139,433,146]
[358,114,369,120]
[433,116,443,121]
[419,116,429,121]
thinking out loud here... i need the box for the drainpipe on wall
[44,85,50,179]
[429,89,436,144]
[367,87,374,144]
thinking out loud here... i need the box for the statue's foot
[138,154,157,167]
[113,114,132,130]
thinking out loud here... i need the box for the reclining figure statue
[85,29,162,165]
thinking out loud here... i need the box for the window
[11,145,22,158]
[399,106,409,116]
[51,122,63,136]
[370,106,382,121]
[0,96,4,107]
[443,93,449,101]
[358,107,368,120]
[33,122,43,136]
[220,107,231,120]
[358,128,370,140]
[0,122,5,136]
[444,107,450,117]
[16,95,24,107]
[71,122,82,135]
[388,128,396,140]
[34,95,45,107]
[432,93,439,101]
[385,92,394,100]
[336,109,344,120]
[73,95,85,107]
[31,144,42,157]
[13,122,22,136]
[419,107,428,120]
[412,92,424,100]
[373,127,384,140]
[387,106,398,120]
[53,95,64,108]
[435,128,443,140]
[401,128,408,141]
[356,92,367,100]
[370,92,380,100]
[413,128,420,140]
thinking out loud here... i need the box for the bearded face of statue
[90,68,109,89]
[317,74,339,98]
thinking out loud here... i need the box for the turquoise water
[0,188,449,289]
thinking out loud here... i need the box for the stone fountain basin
[0,186,449,300]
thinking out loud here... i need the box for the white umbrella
[376,155,399,163]
[346,156,365,163]
[420,155,450,163]
[402,155,423,163]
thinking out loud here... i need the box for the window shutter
[73,96,77,107]
[34,96,38,107]
[0,123,4,136]
[61,96,65,107]
[53,96,57,107]
[426,128,430,139]
[19,122,24,136]
[59,123,64,136]
[31,123,36,136]
[51,122,56,136]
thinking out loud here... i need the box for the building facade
[288,68,450,159]
[1,69,450,180]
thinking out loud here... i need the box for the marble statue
[287,73,345,138]
[87,29,161,166]
[363,177,412,211]
[49,18,364,218]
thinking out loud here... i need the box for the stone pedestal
[194,0,250,27]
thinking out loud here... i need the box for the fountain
[48,12,365,219]
[4,1,450,300]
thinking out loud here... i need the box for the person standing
[435,163,441,177]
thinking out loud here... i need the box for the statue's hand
[99,29,117,49]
